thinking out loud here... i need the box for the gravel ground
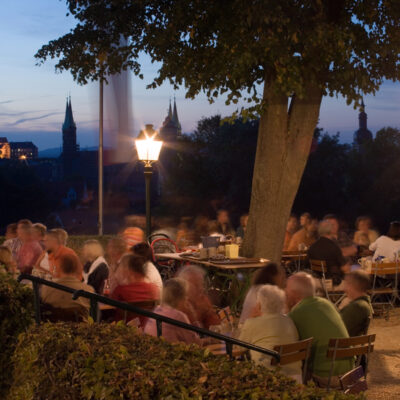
[366,309,400,399]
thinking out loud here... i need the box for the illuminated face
[358,219,370,233]
[218,211,229,224]
[44,235,59,252]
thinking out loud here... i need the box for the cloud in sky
[12,112,63,126]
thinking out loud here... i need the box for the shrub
[0,273,34,397]
[9,323,365,400]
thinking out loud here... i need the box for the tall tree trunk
[243,79,323,262]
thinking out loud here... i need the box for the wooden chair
[325,334,375,391]
[41,302,89,323]
[217,306,236,326]
[339,366,368,394]
[271,337,313,384]
[309,259,345,305]
[370,262,400,309]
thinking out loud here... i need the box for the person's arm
[369,238,379,251]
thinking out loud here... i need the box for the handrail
[18,274,280,361]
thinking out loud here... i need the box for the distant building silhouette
[0,137,10,159]
[62,96,79,159]
[10,142,38,159]
[159,97,182,141]
[354,100,373,146]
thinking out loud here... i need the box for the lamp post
[135,124,163,239]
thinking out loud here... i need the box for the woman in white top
[131,242,163,295]
[239,262,286,325]
[369,221,400,261]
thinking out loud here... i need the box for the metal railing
[18,274,280,361]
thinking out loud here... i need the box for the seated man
[238,284,302,383]
[308,220,350,286]
[286,272,353,386]
[176,265,220,329]
[144,278,202,345]
[340,270,373,337]
[111,254,160,325]
[41,253,94,314]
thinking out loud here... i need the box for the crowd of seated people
[1,212,381,387]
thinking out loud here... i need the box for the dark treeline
[160,116,400,234]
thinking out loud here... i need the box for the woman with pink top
[144,278,202,345]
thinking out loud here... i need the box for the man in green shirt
[340,270,373,337]
[286,272,354,385]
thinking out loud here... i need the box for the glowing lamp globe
[135,124,163,164]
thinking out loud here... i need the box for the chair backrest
[340,366,368,394]
[327,334,376,359]
[309,259,327,274]
[41,303,88,323]
[371,262,399,276]
[271,338,313,383]
[217,306,235,325]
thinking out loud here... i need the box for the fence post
[225,341,233,359]
[32,280,41,325]
[90,297,98,322]
[156,320,162,337]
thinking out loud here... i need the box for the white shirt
[369,235,400,261]
[239,285,260,325]
[145,261,163,295]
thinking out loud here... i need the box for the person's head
[32,223,47,241]
[177,265,206,297]
[257,284,286,315]
[131,242,153,262]
[343,270,371,300]
[53,228,68,246]
[44,230,63,253]
[217,209,230,225]
[307,218,319,233]
[0,245,15,271]
[16,219,33,240]
[356,216,372,233]
[240,214,249,228]
[318,220,336,239]
[323,214,339,235]
[286,272,315,310]
[5,223,17,240]
[107,237,127,263]
[119,254,147,283]
[300,212,311,227]
[252,262,286,288]
[286,214,298,233]
[82,240,104,262]
[58,253,80,277]
[162,278,188,309]
[387,221,400,240]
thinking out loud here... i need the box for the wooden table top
[155,252,269,270]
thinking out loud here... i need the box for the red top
[111,282,160,325]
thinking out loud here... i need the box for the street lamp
[135,124,163,239]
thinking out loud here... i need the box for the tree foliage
[36,0,400,112]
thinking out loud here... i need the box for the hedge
[0,272,34,397]
[8,322,365,400]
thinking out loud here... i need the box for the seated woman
[353,216,379,250]
[144,278,202,345]
[369,221,400,261]
[238,284,302,383]
[176,265,220,329]
[131,242,163,295]
[111,254,160,325]
[82,240,109,294]
[239,263,286,325]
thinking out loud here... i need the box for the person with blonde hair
[238,284,302,383]
[0,245,17,274]
[82,239,109,294]
[32,223,47,249]
[144,278,201,345]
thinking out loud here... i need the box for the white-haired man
[307,220,350,286]
[238,284,302,383]
[286,272,353,386]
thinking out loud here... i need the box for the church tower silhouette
[62,96,79,158]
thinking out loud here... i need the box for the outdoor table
[155,252,269,311]
[281,251,307,272]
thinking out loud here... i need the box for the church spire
[168,98,173,119]
[63,95,76,130]
[172,96,182,135]
[354,98,372,146]
[358,99,367,130]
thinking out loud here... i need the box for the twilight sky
[1,0,399,150]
